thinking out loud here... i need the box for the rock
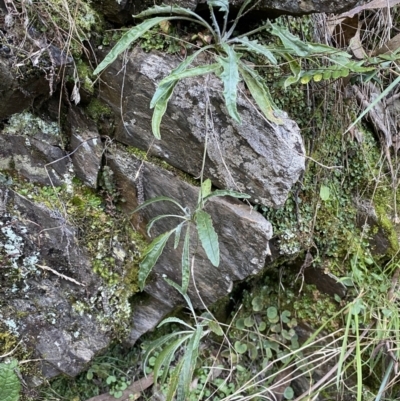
[67,106,103,188]
[198,0,365,16]
[0,58,51,121]
[0,188,110,378]
[99,47,305,208]
[0,112,70,186]
[108,147,273,314]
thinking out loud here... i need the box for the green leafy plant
[0,359,20,401]
[93,0,376,139]
[132,179,250,292]
[143,278,223,401]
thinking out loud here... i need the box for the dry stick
[84,374,154,401]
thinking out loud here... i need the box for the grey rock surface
[67,106,103,188]
[99,47,305,208]
[0,112,69,186]
[0,188,109,378]
[109,147,272,312]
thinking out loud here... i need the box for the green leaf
[139,230,174,290]
[244,316,255,327]
[319,185,330,201]
[267,306,278,320]
[158,64,222,85]
[131,196,187,215]
[147,214,186,236]
[195,210,219,267]
[0,360,20,401]
[216,46,242,123]
[152,81,177,139]
[157,317,194,330]
[281,53,301,88]
[239,62,282,124]
[150,48,208,107]
[153,334,190,383]
[234,37,277,64]
[283,386,294,400]
[234,341,247,354]
[94,17,176,75]
[269,23,309,57]
[208,320,224,336]
[203,189,251,201]
[163,277,196,317]
[207,0,229,13]
[200,179,213,200]
[166,359,184,401]
[174,221,185,249]
[252,296,263,312]
[181,225,191,293]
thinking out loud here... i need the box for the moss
[86,98,113,123]
[126,145,200,187]
[76,60,95,94]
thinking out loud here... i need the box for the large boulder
[108,147,273,314]
[99,47,305,208]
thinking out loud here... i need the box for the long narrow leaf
[281,53,301,88]
[239,62,282,124]
[151,46,212,108]
[174,221,185,249]
[153,334,191,384]
[204,188,251,201]
[157,64,221,85]
[166,359,184,401]
[131,196,187,215]
[152,81,177,139]
[147,214,186,236]
[268,23,309,57]
[158,317,194,330]
[207,0,229,13]
[195,210,219,267]
[134,5,214,33]
[139,230,174,290]
[177,326,204,401]
[94,17,177,75]
[216,46,242,123]
[234,37,277,65]
[164,277,196,316]
[181,226,191,293]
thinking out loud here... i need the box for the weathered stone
[99,47,305,208]
[0,188,110,378]
[108,148,272,312]
[0,58,50,120]
[0,112,70,186]
[126,294,173,345]
[67,106,103,188]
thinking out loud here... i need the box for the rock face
[0,188,109,378]
[108,148,273,342]
[99,47,305,208]
[94,0,364,24]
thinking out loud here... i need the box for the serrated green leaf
[234,37,277,64]
[208,0,229,13]
[239,62,282,124]
[269,23,309,57]
[94,17,176,75]
[0,360,21,401]
[195,210,219,267]
[181,226,191,293]
[131,196,187,215]
[203,189,251,201]
[139,230,174,290]
[216,46,241,123]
